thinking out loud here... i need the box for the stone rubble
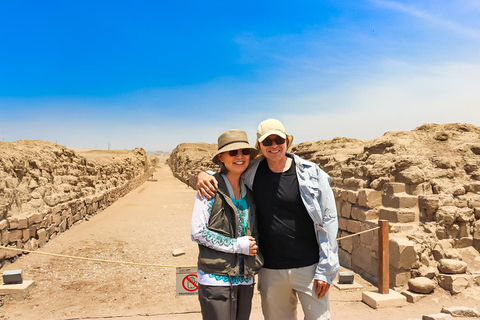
[422,314,452,320]
[408,277,435,294]
[438,258,468,274]
[409,306,480,320]
[441,306,480,318]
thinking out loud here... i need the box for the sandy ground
[1,159,479,320]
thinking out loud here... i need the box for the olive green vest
[197,173,263,278]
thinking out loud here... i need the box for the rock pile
[0,140,157,265]
[418,306,480,319]
[168,123,480,293]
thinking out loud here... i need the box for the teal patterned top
[191,193,254,286]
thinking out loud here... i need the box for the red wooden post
[378,219,389,294]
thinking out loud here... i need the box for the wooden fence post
[378,219,389,294]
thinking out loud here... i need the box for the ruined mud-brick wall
[292,123,480,292]
[0,140,158,266]
[168,123,480,293]
[168,143,219,189]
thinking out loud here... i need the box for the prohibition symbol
[176,267,198,296]
[182,274,198,292]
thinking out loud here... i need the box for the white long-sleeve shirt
[190,176,254,286]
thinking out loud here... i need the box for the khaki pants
[258,264,330,320]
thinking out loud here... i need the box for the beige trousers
[258,264,330,320]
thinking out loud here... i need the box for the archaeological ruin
[1,123,479,295]
[169,123,480,294]
[0,140,157,266]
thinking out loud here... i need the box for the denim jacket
[242,153,340,285]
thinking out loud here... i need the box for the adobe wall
[168,123,480,292]
[0,140,157,266]
[291,124,480,290]
[168,143,219,189]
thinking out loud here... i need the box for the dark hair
[218,160,228,174]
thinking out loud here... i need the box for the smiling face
[217,149,251,175]
[259,134,287,162]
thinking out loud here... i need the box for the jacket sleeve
[314,172,340,285]
[190,194,250,255]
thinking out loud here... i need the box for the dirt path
[1,161,479,320]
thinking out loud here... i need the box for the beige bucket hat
[212,129,259,165]
[255,118,294,150]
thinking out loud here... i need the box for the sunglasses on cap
[227,149,251,157]
[261,137,286,146]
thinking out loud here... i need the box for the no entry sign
[176,267,198,296]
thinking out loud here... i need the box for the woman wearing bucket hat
[191,129,264,320]
[197,119,339,320]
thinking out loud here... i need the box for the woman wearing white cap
[191,129,263,320]
[197,119,339,320]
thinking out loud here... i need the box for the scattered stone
[172,248,185,257]
[408,277,435,294]
[2,269,23,284]
[438,259,468,274]
[418,266,437,279]
[401,290,428,303]
[444,248,463,260]
[422,314,452,320]
[437,274,473,294]
[455,237,473,248]
[338,271,354,284]
[441,306,480,318]
[432,240,454,261]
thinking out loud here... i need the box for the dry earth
[1,157,480,320]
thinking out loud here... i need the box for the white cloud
[279,61,480,143]
[370,0,480,40]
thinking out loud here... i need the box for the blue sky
[1,0,479,151]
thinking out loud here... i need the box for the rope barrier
[0,245,195,268]
[336,226,380,241]
[1,224,388,268]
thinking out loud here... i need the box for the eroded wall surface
[0,140,157,265]
[293,124,480,290]
[168,143,219,189]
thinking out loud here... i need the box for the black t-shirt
[253,157,319,269]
